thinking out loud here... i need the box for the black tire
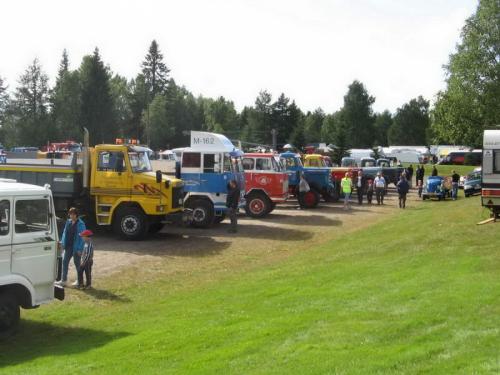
[187,199,214,228]
[0,293,20,333]
[113,206,149,240]
[245,192,271,218]
[301,188,320,209]
[213,214,226,224]
[148,223,165,233]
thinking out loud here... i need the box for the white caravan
[0,180,63,332]
[482,130,500,217]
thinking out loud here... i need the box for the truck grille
[172,185,184,209]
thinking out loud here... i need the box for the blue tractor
[279,152,336,208]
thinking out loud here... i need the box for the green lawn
[402,163,478,177]
[1,197,499,374]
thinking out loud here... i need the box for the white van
[0,180,63,332]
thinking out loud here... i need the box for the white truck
[482,130,500,218]
[0,179,64,332]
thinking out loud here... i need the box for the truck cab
[280,152,335,208]
[0,181,63,332]
[89,143,185,239]
[180,131,245,228]
[242,153,288,218]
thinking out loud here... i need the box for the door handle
[44,246,52,251]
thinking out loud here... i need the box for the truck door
[94,150,131,194]
[0,199,12,276]
[11,196,56,288]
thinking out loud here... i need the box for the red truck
[242,153,289,218]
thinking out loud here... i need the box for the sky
[0,0,478,114]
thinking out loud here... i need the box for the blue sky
[0,0,478,113]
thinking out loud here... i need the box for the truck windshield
[129,152,153,173]
[273,157,283,172]
[231,157,243,173]
[280,157,302,168]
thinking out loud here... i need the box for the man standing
[374,172,386,205]
[397,175,410,209]
[57,207,86,287]
[432,165,438,176]
[406,164,414,188]
[451,170,460,200]
[226,180,240,233]
[416,165,425,197]
[356,170,366,205]
[297,173,310,209]
[341,172,352,210]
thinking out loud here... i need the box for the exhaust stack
[82,127,90,189]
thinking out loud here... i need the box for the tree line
[0,0,497,154]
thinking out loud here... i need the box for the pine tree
[51,50,81,141]
[0,76,8,126]
[79,48,115,145]
[11,59,51,146]
[142,40,170,99]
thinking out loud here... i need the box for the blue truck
[279,152,336,208]
[179,131,245,228]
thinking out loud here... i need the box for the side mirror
[156,170,162,183]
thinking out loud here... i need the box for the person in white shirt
[374,172,386,205]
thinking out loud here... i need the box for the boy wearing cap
[78,230,94,289]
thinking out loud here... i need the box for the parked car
[422,176,452,200]
[464,169,482,197]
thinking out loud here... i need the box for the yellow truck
[0,129,185,240]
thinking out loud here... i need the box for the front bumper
[162,209,193,225]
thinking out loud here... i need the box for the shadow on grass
[250,213,342,227]
[204,223,314,241]
[95,232,231,258]
[83,287,131,303]
[0,320,129,365]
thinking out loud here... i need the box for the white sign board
[190,131,235,152]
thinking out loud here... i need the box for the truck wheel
[114,207,149,240]
[303,189,320,208]
[187,199,214,228]
[245,192,271,218]
[0,293,20,333]
[268,202,277,213]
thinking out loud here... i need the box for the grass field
[402,163,478,177]
[0,197,498,374]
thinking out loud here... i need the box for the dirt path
[65,188,420,286]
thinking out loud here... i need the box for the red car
[242,153,289,218]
